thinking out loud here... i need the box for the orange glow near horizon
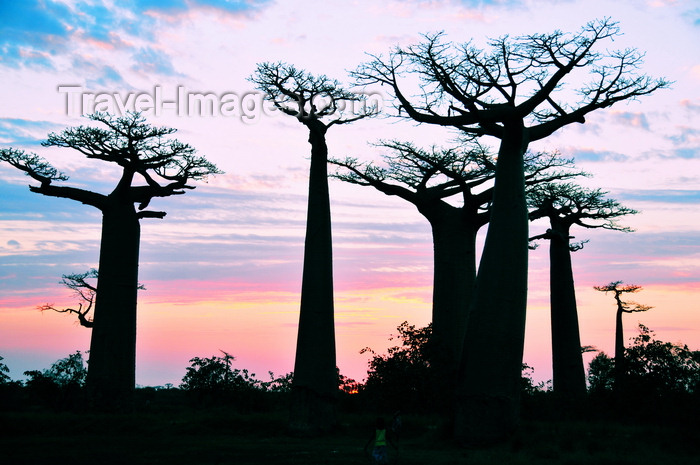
[3,271,697,387]
[132,282,433,386]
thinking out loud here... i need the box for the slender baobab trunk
[455,123,529,445]
[614,301,626,389]
[289,121,337,433]
[86,200,140,411]
[427,208,477,383]
[548,222,587,398]
[614,309,625,363]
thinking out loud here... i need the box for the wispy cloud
[668,126,700,145]
[668,147,699,159]
[70,56,127,87]
[0,118,59,146]
[0,1,72,68]
[570,148,630,163]
[131,46,182,77]
[0,0,272,71]
[680,99,700,113]
[616,189,700,204]
[0,1,120,69]
[134,0,271,15]
[610,111,651,131]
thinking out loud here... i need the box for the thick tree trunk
[289,122,337,434]
[86,201,140,411]
[454,124,529,445]
[548,223,587,398]
[427,207,477,386]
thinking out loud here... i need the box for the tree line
[0,18,670,444]
[2,313,699,415]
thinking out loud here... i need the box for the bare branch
[528,181,637,231]
[39,303,94,328]
[0,147,105,208]
[22,112,223,215]
[250,62,376,127]
[0,148,68,185]
[594,281,653,314]
[39,269,146,328]
[331,140,497,210]
[353,18,668,141]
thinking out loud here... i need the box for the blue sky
[0,0,698,386]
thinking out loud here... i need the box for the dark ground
[2,404,700,465]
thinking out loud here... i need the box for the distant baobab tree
[39,269,99,328]
[250,62,375,434]
[353,18,668,443]
[594,281,653,388]
[331,142,579,390]
[0,112,221,410]
[39,269,145,329]
[529,183,637,398]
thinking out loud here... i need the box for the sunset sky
[0,0,698,387]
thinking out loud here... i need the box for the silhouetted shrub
[624,324,700,395]
[359,322,549,413]
[588,352,615,393]
[21,351,87,409]
[179,351,293,410]
[587,325,700,397]
[0,356,24,410]
[0,356,11,385]
[360,322,437,412]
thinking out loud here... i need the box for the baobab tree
[594,281,653,388]
[353,19,668,443]
[39,269,99,328]
[39,269,145,329]
[250,62,375,433]
[0,112,221,410]
[331,142,579,388]
[332,141,490,384]
[529,183,637,398]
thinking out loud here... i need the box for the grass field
[2,405,699,465]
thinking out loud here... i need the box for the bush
[22,351,87,409]
[0,356,24,410]
[359,322,549,413]
[586,324,700,396]
[624,324,700,395]
[360,322,436,412]
[0,356,12,385]
[179,351,292,410]
[587,352,615,393]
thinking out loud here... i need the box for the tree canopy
[250,62,376,127]
[529,183,638,239]
[1,112,221,217]
[353,18,668,139]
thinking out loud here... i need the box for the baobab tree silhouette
[353,18,668,443]
[529,183,637,398]
[594,281,653,389]
[250,62,375,433]
[0,112,221,410]
[331,142,580,392]
[39,269,99,329]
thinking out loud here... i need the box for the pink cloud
[610,111,651,130]
[680,99,700,113]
